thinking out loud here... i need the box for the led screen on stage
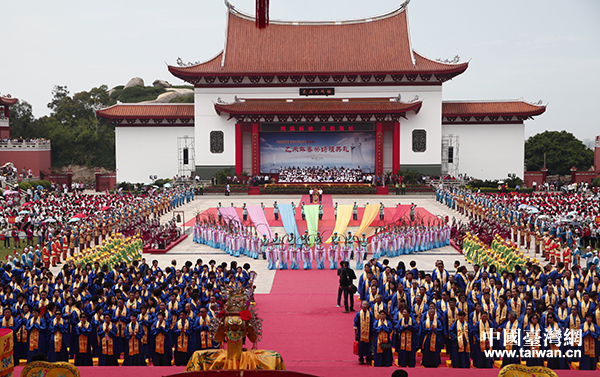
[260,132,375,173]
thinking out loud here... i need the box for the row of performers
[1,303,222,367]
[354,298,600,370]
[193,224,451,269]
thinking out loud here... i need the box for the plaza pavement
[146,193,478,294]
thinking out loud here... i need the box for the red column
[375,123,383,176]
[251,123,260,175]
[392,122,400,174]
[235,123,243,175]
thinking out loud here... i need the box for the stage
[144,234,189,254]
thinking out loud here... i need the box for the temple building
[97,1,546,183]
[0,94,52,179]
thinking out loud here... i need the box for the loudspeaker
[448,146,454,164]
[183,148,189,165]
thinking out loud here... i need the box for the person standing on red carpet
[339,261,356,313]
[449,311,471,368]
[354,301,373,365]
[395,308,418,367]
[373,310,393,367]
[420,307,442,367]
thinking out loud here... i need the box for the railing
[0,140,51,149]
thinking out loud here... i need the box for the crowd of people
[277,166,364,183]
[193,202,450,272]
[0,184,195,267]
[438,188,600,270]
[0,243,254,366]
[349,255,600,370]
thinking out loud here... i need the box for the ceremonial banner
[218,207,242,226]
[390,204,410,223]
[325,205,353,243]
[279,204,301,246]
[260,132,375,173]
[304,205,320,246]
[355,204,380,236]
[0,329,13,377]
[247,206,273,239]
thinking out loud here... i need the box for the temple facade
[98,1,545,183]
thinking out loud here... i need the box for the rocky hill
[108,77,194,104]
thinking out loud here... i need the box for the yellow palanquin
[498,364,558,377]
[185,281,285,371]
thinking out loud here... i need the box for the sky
[2,0,599,142]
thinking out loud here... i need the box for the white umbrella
[69,217,81,223]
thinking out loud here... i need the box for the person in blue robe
[0,308,20,361]
[522,314,544,367]
[420,307,443,367]
[544,313,568,369]
[98,314,119,366]
[372,310,393,367]
[151,312,172,366]
[449,311,471,368]
[74,314,93,366]
[395,308,418,367]
[500,311,522,367]
[47,309,69,362]
[124,313,145,365]
[579,313,599,370]
[25,308,46,362]
[471,312,494,368]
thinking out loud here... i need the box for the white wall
[116,126,194,183]
[442,123,525,180]
[194,85,443,170]
[399,89,442,166]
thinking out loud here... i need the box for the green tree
[8,100,35,138]
[10,85,116,169]
[525,131,593,176]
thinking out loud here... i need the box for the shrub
[204,185,248,194]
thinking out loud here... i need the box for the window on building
[210,131,224,153]
[412,129,426,152]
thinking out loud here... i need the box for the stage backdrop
[260,132,375,173]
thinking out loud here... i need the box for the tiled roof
[0,96,18,106]
[215,98,422,115]
[96,104,194,120]
[168,5,468,78]
[442,101,546,117]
